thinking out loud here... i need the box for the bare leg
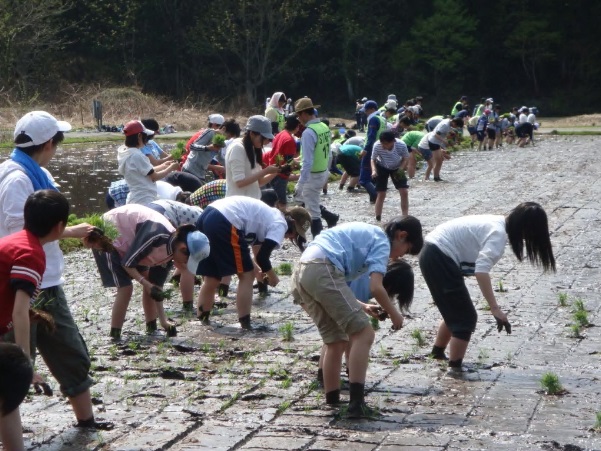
[374,192,385,219]
[433,151,443,179]
[399,188,408,216]
[198,276,221,312]
[434,320,452,349]
[141,288,158,323]
[348,176,359,188]
[0,408,25,451]
[235,271,255,318]
[449,338,470,362]
[347,326,375,384]
[179,269,195,303]
[339,172,349,188]
[111,285,133,329]
[424,159,433,180]
[323,341,347,393]
[69,389,94,422]
[407,152,417,178]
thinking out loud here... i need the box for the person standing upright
[294,97,335,237]
[360,100,387,204]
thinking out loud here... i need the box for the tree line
[0,0,599,116]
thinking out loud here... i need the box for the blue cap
[186,231,210,273]
[364,100,378,110]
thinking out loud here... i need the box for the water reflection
[47,142,120,215]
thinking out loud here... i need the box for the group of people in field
[0,92,556,448]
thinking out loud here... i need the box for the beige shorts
[291,260,369,343]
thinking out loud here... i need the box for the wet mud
[19,135,601,450]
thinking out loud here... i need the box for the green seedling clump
[573,298,586,312]
[275,262,293,276]
[411,329,426,347]
[573,309,589,327]
[171,141,185,161]
[212,134,226,148]
[594,411,601,430]
[540,372,563,395]
[279,322,294,341]
[558,292,569,307]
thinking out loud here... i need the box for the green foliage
[171,141,185,161]
[594,412,601,430]
[212,134,226,147]
[279,322,294,342]
[274,263,293,276]
[540,372,563,395]
[558,292,569,307]
[69,214,119,241]
[573,310,589,327]
[410,329,426,347]
[573,298,586,312]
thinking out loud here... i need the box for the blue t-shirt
[348,274,371,302]
[141,140,163,159]
[306,222,390,282]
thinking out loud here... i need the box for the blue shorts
[418,147,433,161]
[195,206,254,278]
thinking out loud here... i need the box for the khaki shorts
[291,260,369,343]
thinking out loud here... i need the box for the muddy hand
[495,316,512,334]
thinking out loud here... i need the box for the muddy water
[45,142,121,215]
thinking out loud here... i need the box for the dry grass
[0,84,257,133]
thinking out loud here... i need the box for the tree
[190,0,321,105]
[392,0,478,98]
[0,0,71,98]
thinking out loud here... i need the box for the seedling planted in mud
[540,372,563,395]
[478,348,490,361]
[280,377,292,389]
[573,309,590,327]
[569,323,582,338]
[277,400,291,414]
[275,262,293,276]
[594,412,601,430]
[558,292,569,307]
[573,298,586,312]
[411,328,426,347]
[279,322,294,341]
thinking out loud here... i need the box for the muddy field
[17,135,601,451]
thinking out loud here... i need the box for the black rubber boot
[109,327,122,341]
[239,314,251,330]
[317,368,324,387]
[430,345,448,360]
[320,205,339,228]
[326,389,341,405]
[311,218,323,237]
[198,306,210,323]
[145,320,157,334]
[347,382,379,419]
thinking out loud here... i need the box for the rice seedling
[540,372,563,395]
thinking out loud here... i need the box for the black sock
[198,307,210,321]
[430,345,447,360]
[146,319,157,333]
[317,368,324,385]
[325,389,340,405]
[349,382,365,405]
[239,314,251,329]
[109,327,121,340]
[449,358,463,368]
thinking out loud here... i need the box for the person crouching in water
[419,202,556,375]
[292,217,423,418]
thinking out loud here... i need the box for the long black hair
[242,131,263,169]
[506,202,556,272]
[383,259,414,313]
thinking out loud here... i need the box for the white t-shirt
[518,113,528,124]
[210,196,286,246]
[225,138,262,199]
[425,215,507,274]
[156,180,182,200]
[527,113,537,125]
[117,145,157,205]
[0,161,64,287]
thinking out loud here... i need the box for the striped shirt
[371,140,409,170]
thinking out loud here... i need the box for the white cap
[384,99,397,110]
[208,114,225,126]
[14,111,71,148]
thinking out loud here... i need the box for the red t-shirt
[0,230,45,334]
[265,131,297,179]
